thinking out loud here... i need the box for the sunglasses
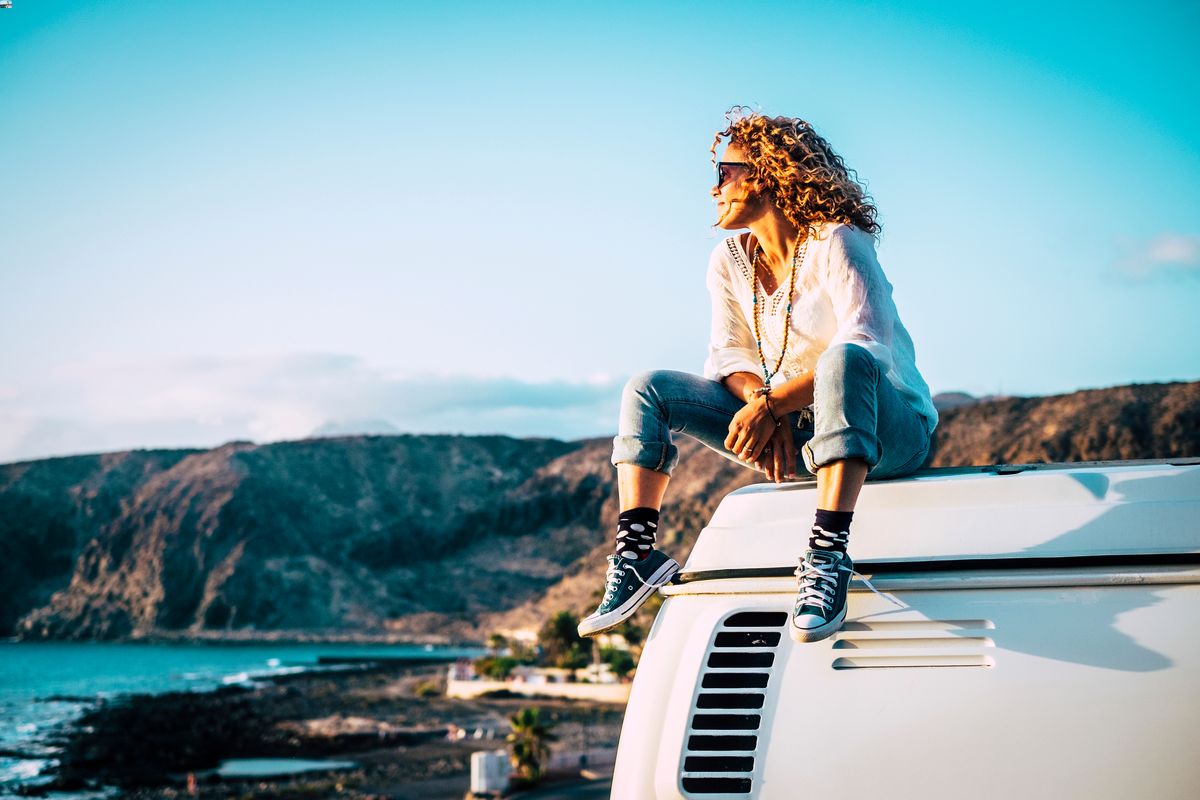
[716,161,750,188]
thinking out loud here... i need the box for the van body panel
[663,564,1200,595]
[614,595,721,800]
[618,584,1200,799]
[614,462,1200,798]
[687,463,1200,572]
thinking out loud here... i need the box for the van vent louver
[681,610,787,796]
[831,619,997,669]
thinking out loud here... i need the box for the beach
[11,659,624,799]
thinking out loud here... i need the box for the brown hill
[3,380,1197,643]
[0,448,202,637]
[6,435,582,641]
[927,381,1200,465]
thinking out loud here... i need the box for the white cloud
[0,353,625,464]
[1112,233,1200,280]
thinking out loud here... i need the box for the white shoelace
[852,568,904,607]
[794,558,841,612]
[603,558,628,601]
[794,555,903,612]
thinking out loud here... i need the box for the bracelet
[763,394,781,425]
[751,386,781,425]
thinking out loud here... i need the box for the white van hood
[683,460,1200,574]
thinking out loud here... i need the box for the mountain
[308,418,403,437]
[4,435,584,641]
[932,391,1006,411]
[2,380,1197,642]
[928,381,1199,465]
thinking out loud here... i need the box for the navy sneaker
[577,550,679,638]
[789,548,854,643]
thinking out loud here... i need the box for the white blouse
[702,221,939,433]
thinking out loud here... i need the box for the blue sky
[1,0,1198,463]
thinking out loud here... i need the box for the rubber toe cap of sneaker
[792,612,829,631]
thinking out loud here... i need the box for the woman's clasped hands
[724,396,798,483]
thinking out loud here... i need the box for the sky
[1,0,1198,464]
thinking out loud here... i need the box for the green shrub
[600,647,636,679]
[474,655,521,679]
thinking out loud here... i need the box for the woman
[578,108,938,644]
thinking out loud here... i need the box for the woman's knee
[816,342,880,381]
[624,369,668,397]
[621,369,692,408]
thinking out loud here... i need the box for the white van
[613,458,1200,799]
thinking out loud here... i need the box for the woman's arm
[719,370,763,403]
[720,369,814,414]
[702,245,762,385]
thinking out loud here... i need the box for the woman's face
[711,143,761,229]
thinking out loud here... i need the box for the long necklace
[751,234,809,384]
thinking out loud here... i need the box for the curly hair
[711,106,881,240]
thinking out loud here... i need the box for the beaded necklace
[751,234,810,385]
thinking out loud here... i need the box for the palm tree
[506,706,558,783]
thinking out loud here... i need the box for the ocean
[0,640,482,798]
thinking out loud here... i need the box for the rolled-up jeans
[611,342,932,479]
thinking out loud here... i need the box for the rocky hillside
[0,448,202,640]
[4,435,584,641]
[2,380,1197,643]
[928,381,1200,465]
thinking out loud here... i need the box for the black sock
[615,507,659,561]
[810,509,853,553]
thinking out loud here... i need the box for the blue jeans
[611,343,932,479]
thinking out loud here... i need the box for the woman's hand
[724,397,779,465]
[755,422,798,483]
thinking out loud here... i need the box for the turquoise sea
[0,640,482,798]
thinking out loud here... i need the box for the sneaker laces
[603,554,674,603]
[603,556,628,602]
[794,557,841,613]
[794,554,904,612]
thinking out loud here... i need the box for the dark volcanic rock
[47,667,445,790]
[0,448,201,636]
[39,667,624,796]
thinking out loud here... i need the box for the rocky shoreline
[20,663,625,799]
